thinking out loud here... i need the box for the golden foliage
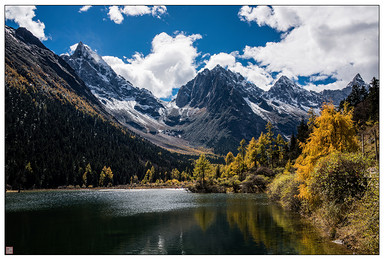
[294,103,359,200]
[193,154,213,184]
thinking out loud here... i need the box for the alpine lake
[5,188,351,255]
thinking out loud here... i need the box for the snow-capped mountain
[346,73,369,89]
[263,76,324,110]
[168,65,366,153]
[164,65,268,154]
[61,42,201,153]
[61,42,166,131]
[168,66,313,154]
[61,43,358,155]
[175,65,264,109]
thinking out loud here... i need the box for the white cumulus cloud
[107,5,167,24]
[108,6,124,24]
[202,52,274,91]
[79,6,92,13]
[238,5,301,32]
[203,52,237,70]
[230,63,274,91]
[5,6,47,41]
[103,32,201,98]
[120,6,151,16]
[238,6,379,91]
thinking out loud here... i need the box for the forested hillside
[5,26,194,189]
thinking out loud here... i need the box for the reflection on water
[224,195,343,254]
[226,195,276,250]
[5,189,351,255]
[194,208,216,232]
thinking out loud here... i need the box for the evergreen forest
[5,65,195,190]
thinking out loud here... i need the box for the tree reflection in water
[194,207,217,232]
[6,190,351,254]
[225,194,350,254]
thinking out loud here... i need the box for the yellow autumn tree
[148,166,155,183]
[100,166,114,187]
[294,103,359,200]
[245,137,258,169]
[83,163,92,187]
[237,139,248,180]
[193,154,213,186]
[257,132,269,167]
[142,169,150,184]
[225,151,235,166]
[171,168,180,181]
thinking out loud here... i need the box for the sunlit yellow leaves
[294,103,359,200]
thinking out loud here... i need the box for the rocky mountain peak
[263,75,323,110]
[350,73,367,87]
[70,41,108,68]
[61,41,164,124]
[14,26,48,50]
[212,65,246,82]
[72,41,86,55]
[353,73,363,81]
[176,64,254,108]
[211,64,226,72]
[271,76,297,90]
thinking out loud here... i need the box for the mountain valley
[60,40,366,154]
[6,25,369,158]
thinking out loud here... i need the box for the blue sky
[5,4,379,99]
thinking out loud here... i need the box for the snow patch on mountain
[61,42,359,154]
[244,97,270,121]
[61,41,165,127]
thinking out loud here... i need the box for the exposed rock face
[170,65,267,154]
[61,39,359,154]
[62,41,358,154]
[61,42,165,125]
[170,65,361,154]
[263,76,323,109]
[54,36,358,155]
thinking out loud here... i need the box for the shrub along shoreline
[268,153,378,254]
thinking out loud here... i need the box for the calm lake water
[5,189,351,255]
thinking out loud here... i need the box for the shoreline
[5,184,190,193]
